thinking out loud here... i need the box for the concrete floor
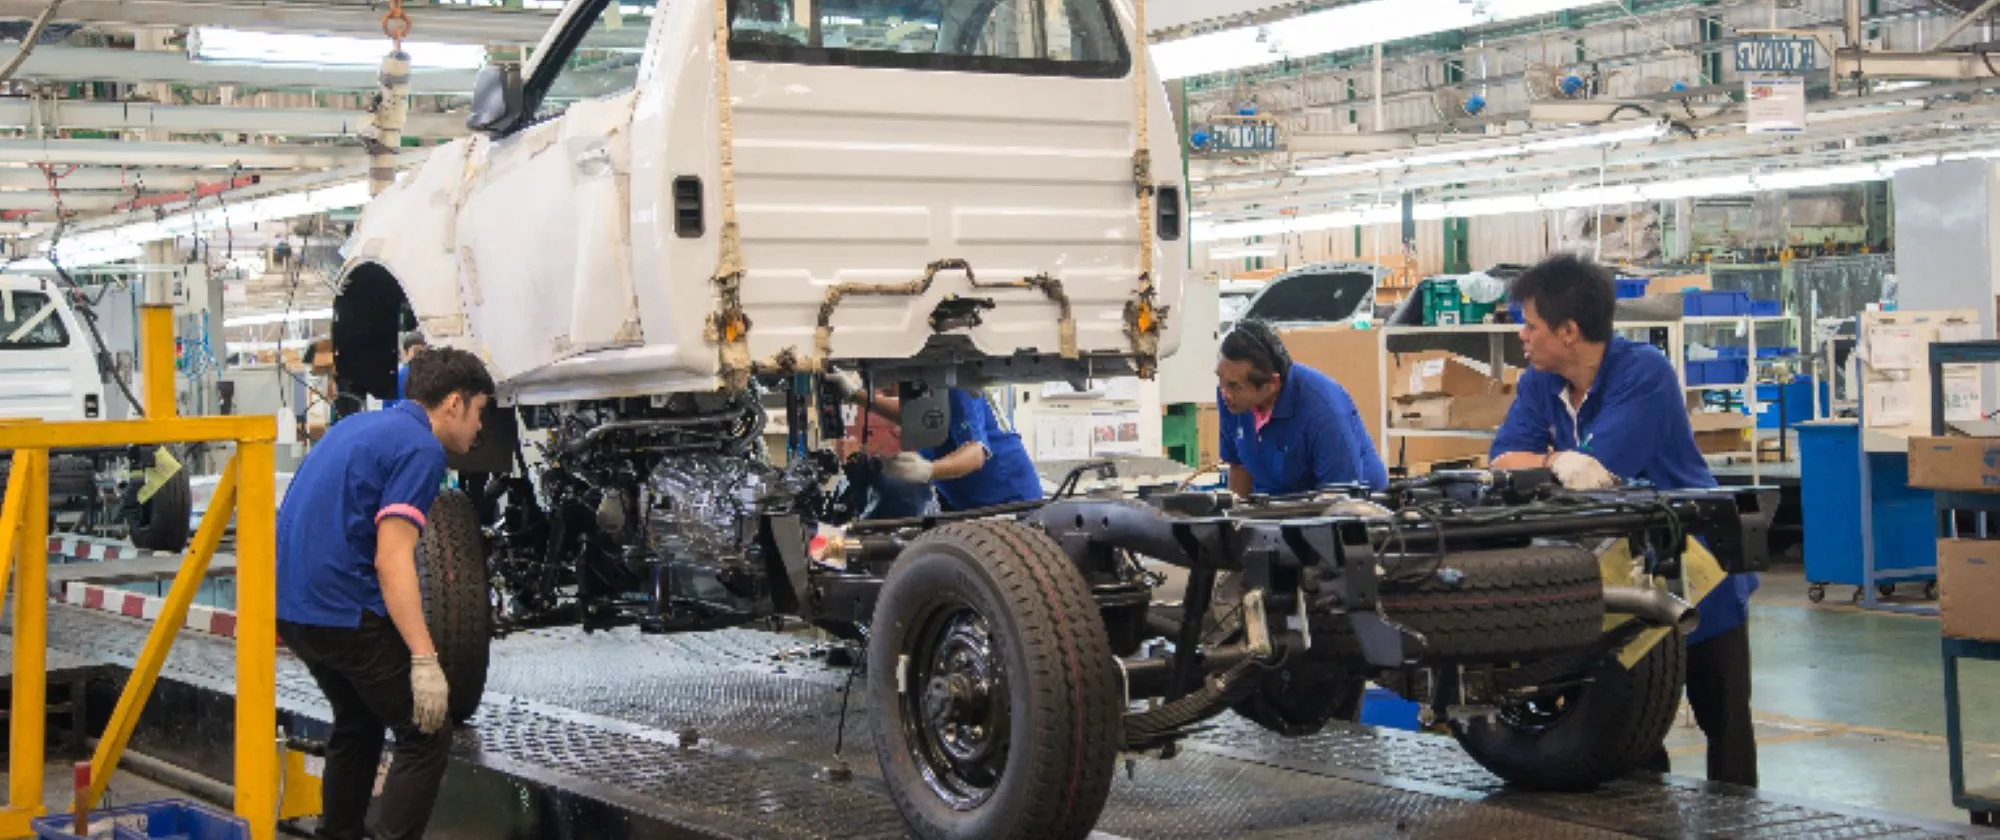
[1659,566,1992,826]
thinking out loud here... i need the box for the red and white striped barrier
[59,582,240,639]
[45,535,171,564]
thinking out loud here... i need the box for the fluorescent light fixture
[1206,245,1281,259]
[189,27,489,70]
[1195,150,1997,240]
[30,180,373,271]
[225,308,333,328]
[1151,0,1605,80]
[1293,122,1663,179]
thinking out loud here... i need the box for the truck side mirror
[466,63,525,135]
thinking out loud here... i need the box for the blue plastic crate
[1750,299,1781,317]
[34,799,249,840]
[1755,345,1798,359]
[1682,290,1750,317]
[1686,357,1749,386]
[1614,277,1648,299]
[1360,686,1422,731]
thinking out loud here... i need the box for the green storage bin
[1421,278,1464,326]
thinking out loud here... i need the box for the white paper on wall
[1863,325,1919,371]
[1035,414,1091,461]
[1090,410,1144,456]
[1866,381,1914,427]
[1944,372,1984,424]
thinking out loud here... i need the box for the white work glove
[827,371,864,404]
[884,452,935,484]
[410,654,450,734]
[1550,451,1618,490]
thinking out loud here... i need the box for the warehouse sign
[1201,117,1281,153]
[1746,76,1806,134]
[1735,37,1817,73]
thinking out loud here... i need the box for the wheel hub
[901,605,1009,809]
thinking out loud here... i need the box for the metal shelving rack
[1928,340,2000,824]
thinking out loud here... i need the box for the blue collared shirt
[919,389,1044,511]
[277,400,447,628]
[1218,362,1387,495]
[1490,335,1756,644]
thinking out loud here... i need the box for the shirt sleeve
[375,442,447,531]
[1576,355,1682,481]
[944,389,994,455]
[1306,394,1387,491]
[1490,377,1553,460]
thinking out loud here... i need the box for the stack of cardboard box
[1276,326,1521,473]
[1907,437,2000,641]
[1387,351,1518,431]
[1688,398,1756,456]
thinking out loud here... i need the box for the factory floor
[1665,566,1992,825]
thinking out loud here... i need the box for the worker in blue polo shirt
[1489,253,1757,788]
[1216,319,1387,497]
[836,380,1044,511]
[275,347,494,840]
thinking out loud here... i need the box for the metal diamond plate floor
[34,604,1996,839]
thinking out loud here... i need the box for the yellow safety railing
[0,302,279,840]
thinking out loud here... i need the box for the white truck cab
[335,0,1186,430]
[0,281,104,422]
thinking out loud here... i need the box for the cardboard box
[1688,411,1755,433]
[1908,437,2000,492]
[1939,539,2000,641]
[1647,274,1712,296]
[1392,393,1516,430]
[1195,404,1221,468]
[1391,351,1504,400]
[1694,428,1746,455]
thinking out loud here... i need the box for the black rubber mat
[34,604,1992,839]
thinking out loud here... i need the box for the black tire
[415,489,492,725]
[1354,545,1604,661]
[128,466,191,553]
[1450,627,1686,791]
[868,520,1121,840]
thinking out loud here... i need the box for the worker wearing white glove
[409,654,451,734]
[835,373,1043,513]
[275,347,495,840]
[1488,255,1757,790]
[1548,450,1617,490]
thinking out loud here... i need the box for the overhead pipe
[112,173,261,213]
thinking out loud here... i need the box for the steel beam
[0,100,467,139]
[0,138,363,168]
[0,0,594,46]
[12,44,601,96]
[1835,49,2000,79]
[0,167,205,190]
[0,192,127,212]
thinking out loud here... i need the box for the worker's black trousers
[1640,621,1758,788]
[279,614,453,840]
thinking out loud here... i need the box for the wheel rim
[1496,687,1581,734]
[901,600,1009,810]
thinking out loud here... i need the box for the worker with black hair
[1215,319,1387,496]
[1489,252,1757,788]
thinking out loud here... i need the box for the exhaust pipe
[1604,585,1699,634]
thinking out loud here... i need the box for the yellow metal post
[3,451,46,832]
[234,441,277,840]
[0,454,34,626]
[79,458,240,815]
[140,305,176,420]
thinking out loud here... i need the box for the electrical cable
[0,0,64,84]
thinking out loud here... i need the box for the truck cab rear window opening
[0,291,69,349]
[727,0,1130,78]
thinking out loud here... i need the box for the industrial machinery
[324,0,1773,836]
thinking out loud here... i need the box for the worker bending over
[276,348,495,840]
[838,379,1044,511]
[1216,320,1387,496]
[1489,253,1758,788]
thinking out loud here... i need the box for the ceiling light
[1206,245,1281,259]
[1292,121,1661,179]
[226,309,333,328]
[188,27,489,70]
[1150,0,1606,80]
